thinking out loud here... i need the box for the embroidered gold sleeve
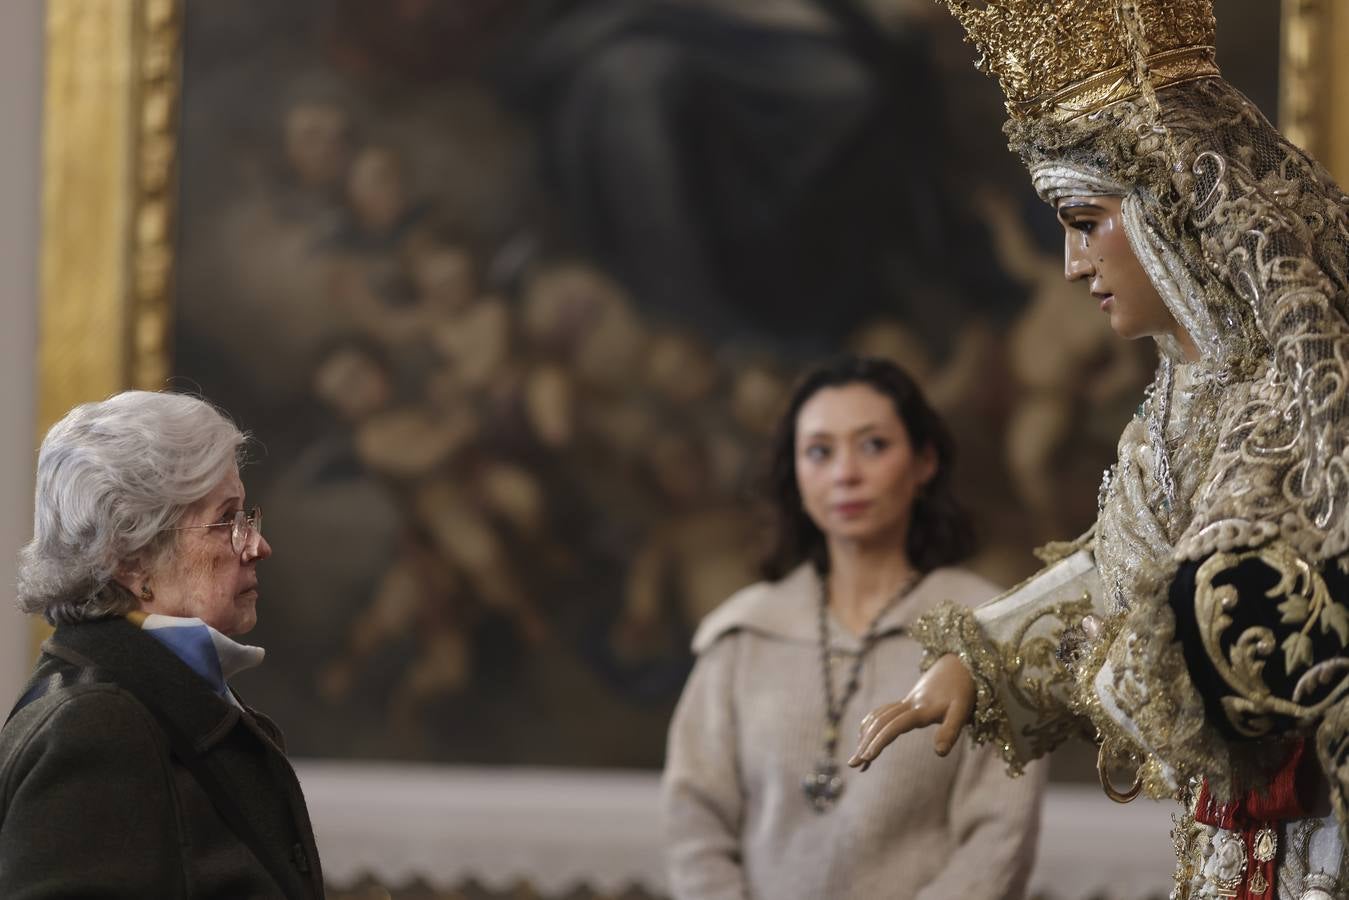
[911,548,1101,773]
[1175,543,1349,739]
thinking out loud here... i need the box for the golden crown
[940,0,1219,124]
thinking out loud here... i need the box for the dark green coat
[0,618,324,898]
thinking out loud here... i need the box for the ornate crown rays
[939,0,1219,124]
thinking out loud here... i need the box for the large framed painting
[38,0,1346,772]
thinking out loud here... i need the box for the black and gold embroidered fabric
[1170,547,1349,742]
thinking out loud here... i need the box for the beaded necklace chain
[802,571,921,812]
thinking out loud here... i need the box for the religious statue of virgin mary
[851,1,1349,896]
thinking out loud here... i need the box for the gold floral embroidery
[911,602,1024,773]
[1003,592,1096,756]
[1194,544,1349,737]
[930,0,1216,123]
[912,591,1094,774]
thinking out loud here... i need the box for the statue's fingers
[850,706,926,770]
[849,701,908,767]
[858,699,906,736]
[932,696,971,757]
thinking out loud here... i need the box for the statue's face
[1056,195,1176,342]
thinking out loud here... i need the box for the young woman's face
[794,383,936,549]
[1057,195,1178,341]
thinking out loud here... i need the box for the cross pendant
[803,757,844,812]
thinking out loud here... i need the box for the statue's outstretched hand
[847,653,975,770]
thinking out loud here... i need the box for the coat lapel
[45,619,310,895]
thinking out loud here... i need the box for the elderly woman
[851,1,1349,896]
[0,391,323,899]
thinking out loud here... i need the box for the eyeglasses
[169,506,263,557]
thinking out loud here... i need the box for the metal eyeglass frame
[168,506,263,556]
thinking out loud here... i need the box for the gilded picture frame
[40,0,178,435]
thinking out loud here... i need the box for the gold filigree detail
[937,0,1216,120]
[911,602,1024,772]
[1252,827,1277,863]
[1001,591,1096,755]
[1193,544,1349,737]
[1009,46,1220,127]
[1247,866,1268,895]
[1069,586,1241,803]
[912,593,1093,774]
[1170,786,1205,896]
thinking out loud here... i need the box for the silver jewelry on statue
[1097,465,1115,518]
[803,571,920,812]
[1145,355,1178,517]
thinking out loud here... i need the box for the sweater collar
[692,563,953,654]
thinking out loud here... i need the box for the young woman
[662,355,1045,900]
[850,2,1349,896]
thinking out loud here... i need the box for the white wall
[0,0,43,700]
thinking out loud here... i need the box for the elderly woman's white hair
[17,391,248,625]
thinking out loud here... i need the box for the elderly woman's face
[143,464,271,636]
[1057,195,1177,341]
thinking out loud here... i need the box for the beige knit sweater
[661,564,1046,900]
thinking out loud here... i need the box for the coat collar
[129,612,265,699]
[44,617,243,756]
[691,563,960,654]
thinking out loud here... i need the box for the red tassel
[1244,739,1306,820]
[1192,740,1310,899]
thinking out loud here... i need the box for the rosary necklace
[803,571,921,813]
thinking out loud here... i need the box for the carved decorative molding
[38,0,179,438]
[35,0,180,652]
[1281,0,1349,182]
[129,0,180,395]
[1281,0,1322,153]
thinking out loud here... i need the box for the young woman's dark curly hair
[761,354,976,580]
